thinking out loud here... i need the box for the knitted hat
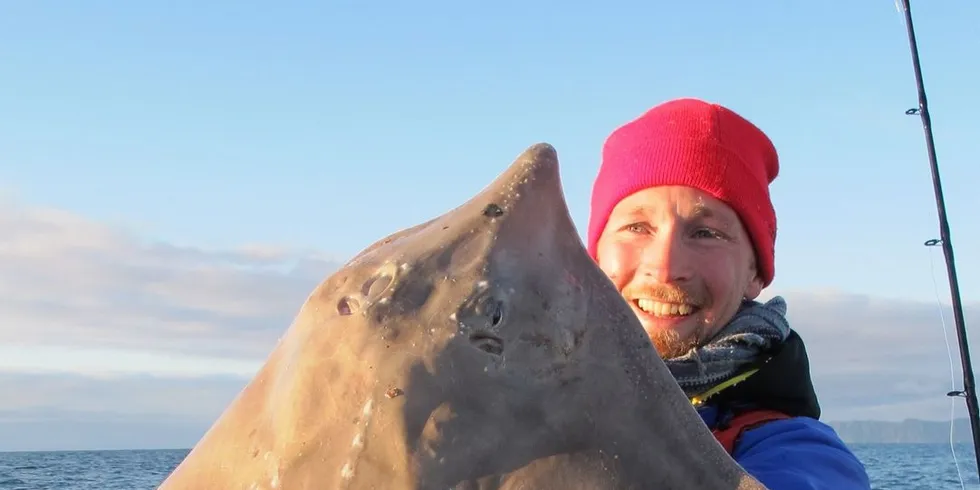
[586,98,780,287]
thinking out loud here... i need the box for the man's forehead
[614,186,736,221]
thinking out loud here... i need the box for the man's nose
[637,229,693,284]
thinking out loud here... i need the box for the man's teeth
[635,299,695,317]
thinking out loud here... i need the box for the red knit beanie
[587,98,780,287]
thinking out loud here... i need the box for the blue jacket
[697,405,871,489]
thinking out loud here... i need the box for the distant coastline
[0,417,976,452]
[828,418,976,444]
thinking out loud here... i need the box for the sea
[0,443,977,489]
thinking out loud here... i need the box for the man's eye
[624,223,648,234]
[693,228,725,239]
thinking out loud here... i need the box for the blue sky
[2,0,977,300]
[1,1,979,449]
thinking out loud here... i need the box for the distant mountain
[0,408,206,452]
[828,418,975,444]
[1,407,977,451]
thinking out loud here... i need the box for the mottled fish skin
[158,143,768,490]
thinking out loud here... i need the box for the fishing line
[895,0,980,478]
[928,244,966,489]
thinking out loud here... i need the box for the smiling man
[587,98,871,489]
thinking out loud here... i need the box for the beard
[621,283,710,359]
[648,323,708,359]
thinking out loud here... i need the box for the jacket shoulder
[733,416,871,490]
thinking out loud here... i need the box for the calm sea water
[0,443,977,489]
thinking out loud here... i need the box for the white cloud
[0,198,340,362]
[0,372,245,451]
[0,345,261,378]
[0,198,978,450]
[779,290,979,422]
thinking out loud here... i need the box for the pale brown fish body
[158,144,767,490]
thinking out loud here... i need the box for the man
[587,98,871,489]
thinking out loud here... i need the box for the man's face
[594,185,764,358]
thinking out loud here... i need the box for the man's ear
[744,275,764,300]
[743,259,764,300]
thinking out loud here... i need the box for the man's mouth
[633,298,699,318]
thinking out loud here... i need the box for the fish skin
[157,143,767,490]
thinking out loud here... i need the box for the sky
[0,1,978,451]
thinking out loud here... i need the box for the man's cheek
[596,255,626,288]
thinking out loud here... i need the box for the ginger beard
[621,282,712,360]
[650,327,698,360]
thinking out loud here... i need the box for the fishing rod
[897,0,980,473]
